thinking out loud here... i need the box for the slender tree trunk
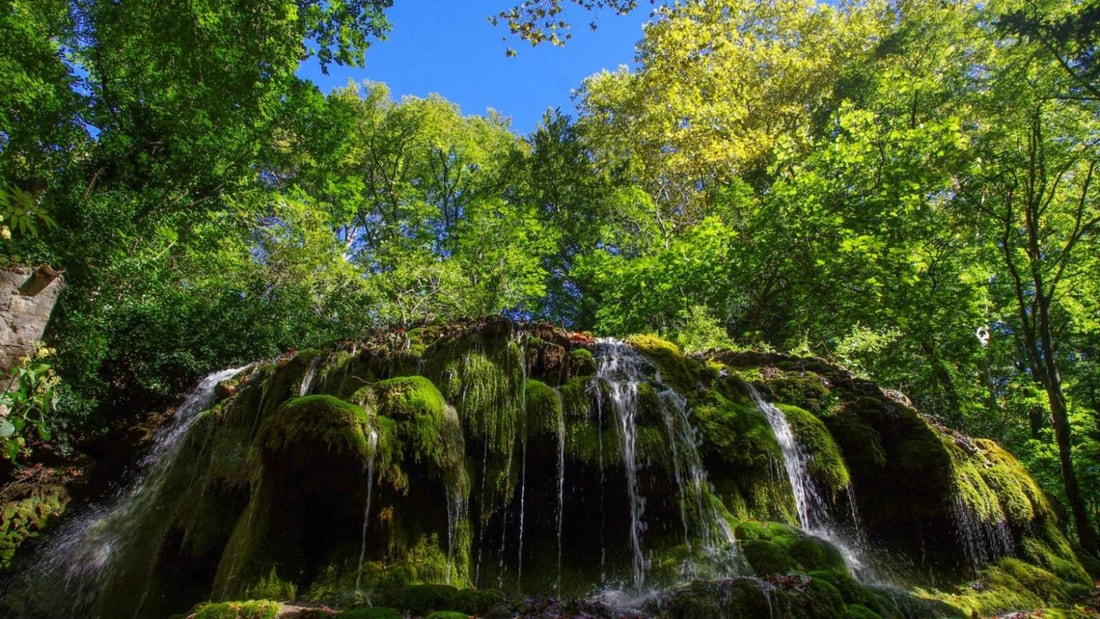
[1034,300,1099,554]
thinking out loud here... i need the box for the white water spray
[747,385,866,574]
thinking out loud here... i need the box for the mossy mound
[4,319,1090,619]
[259,395,373,462]
[652,575,956,619]
[736,521,849,576]
[524,378,563,440]
[373,376,463,480]
[922,556,1092,617]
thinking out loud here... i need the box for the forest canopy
[2,0,1099,553]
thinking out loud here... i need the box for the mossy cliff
[1,319,1092,618]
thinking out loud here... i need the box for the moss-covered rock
[524,379,563,440]
[7,319,1088,619]
[0,468,69,571]
[780,404,850,493]
[192,599,280,619]
[260,395,373,461]
[736,521,849,576]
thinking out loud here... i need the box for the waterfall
[746,385,866,574]
[23,366,248,616]
[656,389,739,579]
[590,340,737,591]
[592,340,648,590]
[354,428,379,593]
[299,355,321,397]
[444,487,466,585]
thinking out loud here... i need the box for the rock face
[2,318,1092,618]
[0,265,63,375]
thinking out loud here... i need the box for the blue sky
[297,2,654,135]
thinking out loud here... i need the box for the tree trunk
[1034,298,1099,555]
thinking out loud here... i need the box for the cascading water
[299,355,321,397]
[746,385,866,574]
[354,428,379,592]
[590,340,737,592]
[591,340,648,591]
[21,366,249,616]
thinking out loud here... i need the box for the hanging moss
[454,348,523,457]
[780,404,851,493]
[942,436,1007,527]
[822,409,887,470]
[564,420,611,466]
[559,376,595,421]
[972,439,1049,528]
[374,376,462,477]
[524,379,563,440]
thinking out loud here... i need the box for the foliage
[492,0,657,50]
[0,345,59,462]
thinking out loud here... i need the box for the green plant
[0,344,60,461]
[193,600,280,619]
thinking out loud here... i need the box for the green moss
[627,334,698,392]
[245,567,297,601]
[735,521,849,576]
[742,539,798,574]
[192,600,280,619]
[260,395,372,461]
[694,391,781,468]
[449,346,524,519]
[569,347,596,376]
[769,372,834,414]
[452,588,503,614]
[925,557,1083,617]
[400,583,458,615]
[822,409,886,469]
[843,603,883,619]
[564,421,612,466]
[973,439,1048,528]
[524,379,563,440]
[559,376,593,421]
[0,478,69,570]
[808,576,845,614]
[374,376,463,480]
[942,436,1007,527]
[780,404,851,492]
[691,389,794,522]
[425,612,469,619]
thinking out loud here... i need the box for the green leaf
[0,419,15,438]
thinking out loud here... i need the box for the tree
[959,17,1100,552]
[0,0,393,416]
[999,0,1100,100]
